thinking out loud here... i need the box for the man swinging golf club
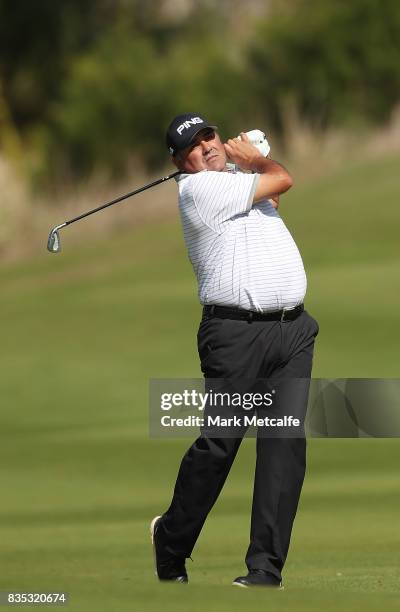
[151,113,319,588]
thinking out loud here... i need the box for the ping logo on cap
[176,117,204,135]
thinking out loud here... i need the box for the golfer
[151,113,319,588]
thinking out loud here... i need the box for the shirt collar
[175,164,238,183]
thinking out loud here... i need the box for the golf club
[47,170,180,253]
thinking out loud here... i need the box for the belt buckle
[280,308,287,322]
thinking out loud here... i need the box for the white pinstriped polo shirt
[176,167,307,313]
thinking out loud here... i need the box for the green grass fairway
[1,152,400,610]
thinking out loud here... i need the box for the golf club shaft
[63,170,180,228]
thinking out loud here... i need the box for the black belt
[203,303,304,322]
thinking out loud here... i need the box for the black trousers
[159,309,319,581]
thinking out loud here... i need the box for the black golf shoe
[150,516,188,583]
[232,569,283,588]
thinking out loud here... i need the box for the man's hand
[225,132,293,202]
[224,133,264,171]
[269,194,279,209]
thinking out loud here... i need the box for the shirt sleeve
[189,171,259,233]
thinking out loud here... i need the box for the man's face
[173,128,227,173]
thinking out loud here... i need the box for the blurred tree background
[1,0,399,187]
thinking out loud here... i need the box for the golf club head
[47,229,61,253]
[47,223,66,253]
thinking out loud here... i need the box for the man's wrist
[251,157,274,174]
